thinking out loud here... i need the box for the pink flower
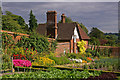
[13,59,31,67]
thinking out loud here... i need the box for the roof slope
[76,23,90,40]
[57,23,75,40]
[36,24,47,35]
[36,22,90,40]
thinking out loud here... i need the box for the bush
[2,54,12,70]
[32,57,55,66]
[49,55,72,65]
[66,53,79,59]
[17,34,49,53]
[11,47,38,62]
[83,64,89,69]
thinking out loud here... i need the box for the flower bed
[32,57,55,66]
[13,59,32,67]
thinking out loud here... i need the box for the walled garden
[1,32,120,79]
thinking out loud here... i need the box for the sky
[2,2,119,33]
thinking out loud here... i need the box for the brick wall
[1,30,29,43]
[55,42,70,55]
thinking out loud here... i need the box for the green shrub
[2,54,12,70]
[89,64,94,69]
[83,64,88,69]
[49,55,72,65]
[17,34,49,53]
[66,53,79,59]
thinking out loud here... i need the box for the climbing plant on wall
[77,40,86,54]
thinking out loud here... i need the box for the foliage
[89,27,105,39]
[2,11,28,33]
[29,10,37,31]
[17,34,49,53]
[77,40,86,54]
[85,48,100,58]
[89,37,100,46]
[2,68,101,78]
[48,53,72,65]
[104,34,118,46]
[13,54,27,60]
[89,57,119,71]
[11,47,37,62]
[32,57,55,66]
[2,54,12,70]
[2,32,15,54]
[50,40,57,52]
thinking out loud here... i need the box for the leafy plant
[77,40,86,54]
[2,68,101,79]
[17,34,49,53]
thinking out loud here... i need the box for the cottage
[36,11,90,54]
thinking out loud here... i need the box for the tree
[89,27,105,39]
[29,10,37,32]
[17,16,25,26]
[2,11,28,33]
[59,16,73,23]
[65,17,73,23]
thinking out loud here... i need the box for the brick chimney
[61,13,65,23]
[46,11,57,39]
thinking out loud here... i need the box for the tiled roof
[36,24,47,35]
[36,22,90,40]
[76,23,90,40]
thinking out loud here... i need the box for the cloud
[2,2,118,33]
[2,0,120,2]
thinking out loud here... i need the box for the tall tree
[89,27,105,39]
[17,16,25,26]
[29,10,37,32]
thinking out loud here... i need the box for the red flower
[25,50,27,53]
[36,50,37,52]
[26,48,28,50]
[13,54,16,56]
[32,57,33,59]
[30,53,32,55]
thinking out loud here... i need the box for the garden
[1,32,120,79]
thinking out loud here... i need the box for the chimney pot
[61,13,65,23]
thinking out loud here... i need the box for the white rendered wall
[72,27,79,39]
